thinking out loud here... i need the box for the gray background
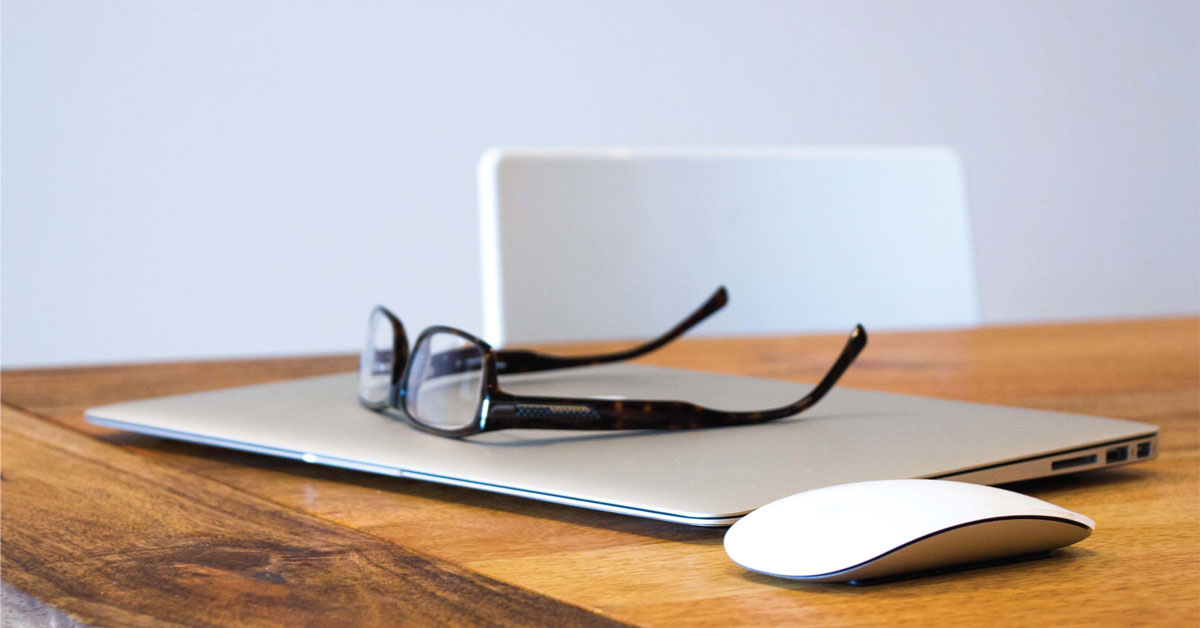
[3,0,1198,366]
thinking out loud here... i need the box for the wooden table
[3,319,1197,627]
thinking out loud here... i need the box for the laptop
[85,363,1158,526]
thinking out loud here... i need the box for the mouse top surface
[724,479,1095,581]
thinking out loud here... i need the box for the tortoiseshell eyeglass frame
[359,286,867,438]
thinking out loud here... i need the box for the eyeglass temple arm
[492,286,729,376]
[485,325,867,431]
[423,287,726,380]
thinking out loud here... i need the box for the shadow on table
[734,545,1096,593]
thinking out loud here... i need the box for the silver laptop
[86,364,1158,526]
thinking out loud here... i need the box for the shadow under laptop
[996,465,1159,493]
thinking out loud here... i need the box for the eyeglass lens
[358,308,396,406]
[404,331,486,431]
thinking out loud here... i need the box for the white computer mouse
[724,479,1094,584]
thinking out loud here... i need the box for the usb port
[1052,454,1097,470]
[1106,446,1129,464]
[1137,441,1153,458]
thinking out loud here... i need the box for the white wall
[3,0,1197,367]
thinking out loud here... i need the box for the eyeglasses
[358,287,867,437]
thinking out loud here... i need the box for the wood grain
[2,318,1198,627]
[0,406,629,627]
